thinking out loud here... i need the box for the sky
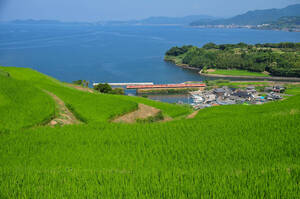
[0,0,300,22]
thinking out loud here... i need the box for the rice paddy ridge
[0,66,299,198]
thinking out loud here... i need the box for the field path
[45,91,81,126]
[187,110,199,119]
[113,104,161,123]
[65,83,94,93]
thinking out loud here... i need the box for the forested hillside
[165,42,300,77]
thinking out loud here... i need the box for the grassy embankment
[207,69,271,77]
[0,67,191,122]
[0,66,300,198]
[165,55,271,77]
[0,70,56,132]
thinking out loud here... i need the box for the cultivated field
[207,69,271,77]
[0,66,299,198]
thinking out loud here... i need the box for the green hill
[0,73,55,132]
[0,66,299,198]
[191,4,300,26]
[257,16,300,31]
[165,42,300,77]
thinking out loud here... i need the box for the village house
[190,83,284,109]
[233,90,253,101]
[264,87,274,92]
[214,88,226,97]
[273,85,285,93]
[246,86,257,93]
[264,85,285,93]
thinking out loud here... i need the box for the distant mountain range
[7,19,90,25]
[191,4,300,26]
[11,19,62,24]
[134,15,216,25]
[4,4,300,31]
[99,15,217,26]
[5,15,217,26]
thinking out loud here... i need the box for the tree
[166,42,300,77]
[219,45,227,51]
[94,83,112,93]
[203,42,218,49]
[72,80,83,85]
[72,80,89,87]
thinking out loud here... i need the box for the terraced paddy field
[0,66,299,198]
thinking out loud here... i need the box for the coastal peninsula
[165,42,300,80]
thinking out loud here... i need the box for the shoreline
[172,62,200,71]
[199,72,300,81]
[191,25,300,32]
[165,58,300,82]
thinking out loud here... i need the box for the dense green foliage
[165,45,192,56]
[0,66,299,198]
[94,83,113,93]
[94,84,125,95]
[109,88,125,95]
[166,42,300,77]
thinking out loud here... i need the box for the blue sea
[0,24,299,84]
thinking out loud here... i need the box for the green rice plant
[0,66,190,120]
[0,76,56,132]
[0,66,299,198]
[0,66,139,122]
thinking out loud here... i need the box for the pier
[93,82,154,87]
[126,83,206,89]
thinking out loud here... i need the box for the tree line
[165,42,300,77]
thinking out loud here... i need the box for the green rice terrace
[0,66,300,198]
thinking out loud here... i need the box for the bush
[72,80,83,85]
[108,88,125,95]
[94,83,112,93]
[136,111,164,123]
[72,80,89,87]
[0,69,10,77]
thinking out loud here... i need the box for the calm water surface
[1,24,299,83]
[0,24,299,103]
